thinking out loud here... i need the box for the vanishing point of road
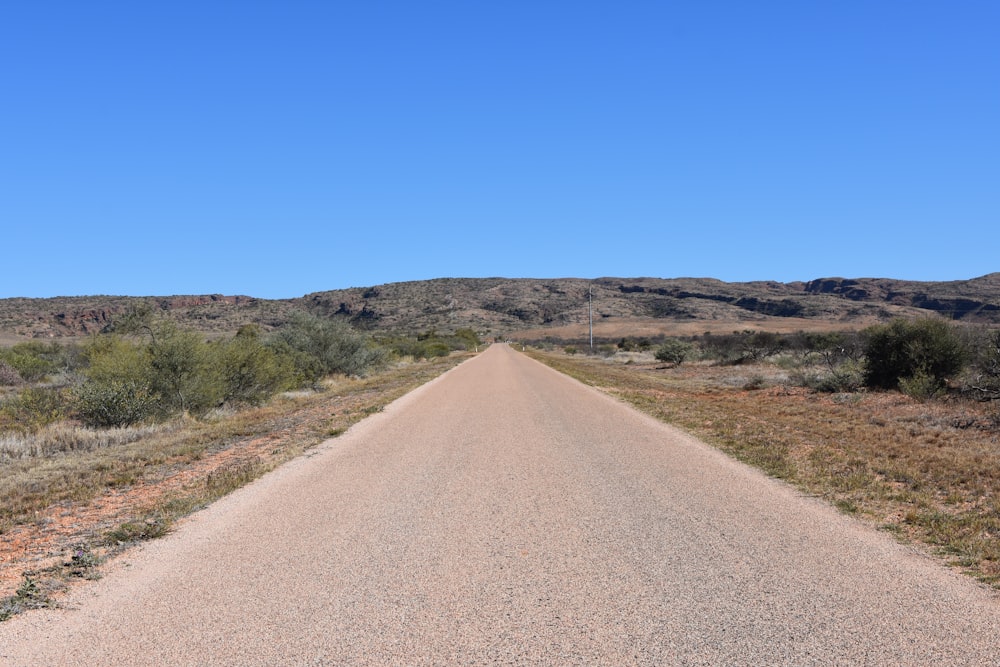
[3,344,999,665]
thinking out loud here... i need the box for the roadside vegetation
[529,317,1000,589]
[0,308,480,619]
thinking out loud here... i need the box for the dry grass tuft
[0,422,179,461]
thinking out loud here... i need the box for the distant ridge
[1,275,998,342]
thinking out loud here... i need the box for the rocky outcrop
[805,277,1000,320]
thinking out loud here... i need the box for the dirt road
[3,344,998,665]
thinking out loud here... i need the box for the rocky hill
[2,274,998,344]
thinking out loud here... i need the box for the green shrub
[898,369,944,402]
[0,360,22,386]
[0,387,70,433]
[618,337,652,352]
[423,341,452,358]
[596,344,616,357]
[453,328,482,351]
[798,361,864,393]
[82,335,152,386]
[0,345,54,382]
[77,335,158,426]
[862,318,966,392]
[147,325,223,415]
[216,327,296,406]
[269,313,386,382]
[654,338,692,366]
[75,379,156,428]
[385,329,481,361]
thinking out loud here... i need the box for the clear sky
[2,1,997,299]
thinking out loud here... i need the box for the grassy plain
[527,348,1000,589]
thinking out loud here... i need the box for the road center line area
[3,344,999,665]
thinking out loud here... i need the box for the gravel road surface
[3,344,999,665]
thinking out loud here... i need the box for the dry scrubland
[527,347,1000,588]
[3,273,1000,621]
[0,354,468,618]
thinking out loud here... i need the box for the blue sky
[2,1,997,299]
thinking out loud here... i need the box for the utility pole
[589,284,593,352]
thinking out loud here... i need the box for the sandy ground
[2,344,999,665]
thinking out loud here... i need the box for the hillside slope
[1,274,998,342]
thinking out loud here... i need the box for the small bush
[147,325,223,415]
[269,314,386,382]
[618,337,652,352]
[422,341,452,358]
[78,335,158,425]
[794,360,864,393]
[862,318,966,391]
[75,379,156,428]
[0,341,76,383]
[452,328,482,351]
[388,337,451,360]
[104,515,171,545]
[216,327,295,406]
[0,387,70,433]
[0,361,22,386]
[655,339,692,366]
[899,369,944,402]
[0,575,52,620]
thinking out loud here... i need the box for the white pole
[589,284,593,352]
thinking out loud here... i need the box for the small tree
[862,318,966,392]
